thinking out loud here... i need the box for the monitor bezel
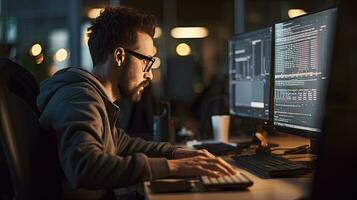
[272,7,338,139]
[228,26,274,124]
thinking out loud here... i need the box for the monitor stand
[236,123,279,149]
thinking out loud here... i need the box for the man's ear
[114,47,125,67]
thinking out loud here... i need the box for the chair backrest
[0,59,62,199]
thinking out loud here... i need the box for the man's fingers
[217,158,237,174]
[195,166,220,177]
[198,161,231,176]
[180,155,237,176]
[202,157,236,175]
[192,155,208,161]
[199,149,215,158]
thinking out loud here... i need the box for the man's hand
[173,148,215,159]
[167,156,237,178]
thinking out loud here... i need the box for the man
[37,6,236,199]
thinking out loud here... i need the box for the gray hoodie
[37,67,176,192]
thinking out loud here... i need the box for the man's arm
[116,130,177,159]
[115,129,237,177]
[116,132,221,159]
[38,84,170,189]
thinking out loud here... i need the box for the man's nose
[144,69,153,81]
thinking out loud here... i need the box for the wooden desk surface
[145,134,313,200]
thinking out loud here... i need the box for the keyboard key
[210,177,218,184]
[217,177,225,183]
[223,176,233,183]
[202,176,210,184]
[238,173,249,183]
[231,174,241,182]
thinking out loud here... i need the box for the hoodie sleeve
[116,128,177,159]
[38,84,170,190]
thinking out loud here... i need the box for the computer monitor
[228,27,272,122]
[273,8,337,141]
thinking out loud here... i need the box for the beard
[118,79,150,102]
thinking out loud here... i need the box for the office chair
[0,59,62,199]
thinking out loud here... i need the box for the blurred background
[0,0,337,142]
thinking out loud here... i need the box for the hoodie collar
[66,67,120,110]
[37,67,120,114]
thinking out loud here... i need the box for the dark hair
[87,6,157,66]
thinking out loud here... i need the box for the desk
[144,134,313,200]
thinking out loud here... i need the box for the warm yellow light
[88,8,104,19]
[154,27,162,39]
[176,43,191,56]
[171,27,209,38]
[152,57,161,69]
[35,54,44,64]
[288,9,307,18]
[30,44,42,56]
[54,48,68,62]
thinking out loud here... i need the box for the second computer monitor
[273,8,337,138]
[228,27,272,121]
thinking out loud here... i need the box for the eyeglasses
[112,48,155,73]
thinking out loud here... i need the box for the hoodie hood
[37,67,112,112]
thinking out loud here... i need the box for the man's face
[118,31,154,102]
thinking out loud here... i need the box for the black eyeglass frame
[112,48,155,73]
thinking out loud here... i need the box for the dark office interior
[1,0,357,199]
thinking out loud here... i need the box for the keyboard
[232,154,312,178]
[193,142,242,156]
[200,173,253,191]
